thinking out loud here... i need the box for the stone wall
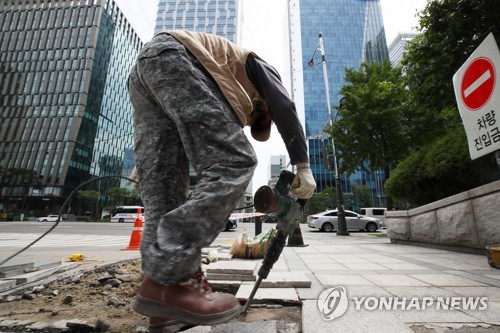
[386,180,500,252]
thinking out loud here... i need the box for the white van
[360,207,387,227]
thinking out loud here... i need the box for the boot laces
[187,256,212,294]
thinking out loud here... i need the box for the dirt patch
[0,259,301,332]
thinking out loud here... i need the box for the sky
[114,0,428,191]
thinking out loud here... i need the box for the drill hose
[258,230,287,279]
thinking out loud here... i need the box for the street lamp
[308,33,349,236]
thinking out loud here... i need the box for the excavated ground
[0,259,301,332]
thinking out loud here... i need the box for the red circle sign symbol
[461,57,496,111]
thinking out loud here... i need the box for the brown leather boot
[149,317,196,333]
[133,268,241,325]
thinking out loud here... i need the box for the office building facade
[288,0,389,207]
[154,0,240,43]
[388,32,418,66]
[268,155,287,188]
[0,0,142,217]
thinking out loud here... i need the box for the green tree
[0,167,37,186]
[344,185,373,211]
[106,187,129,206]
[127,188,142,206]
[404,0,499,132]
[387,0,500,205]
[306,187,337,214]
[76,190,100,218]
[402,0,500,147]
[330,60,410,209]
[0,168,38,213]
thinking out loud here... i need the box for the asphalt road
[0,220,278,266]
[0,220,381,267]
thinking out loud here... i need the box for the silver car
[307,209,383,232]
[36,215,60,222]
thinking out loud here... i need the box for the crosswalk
[0,233,132,249]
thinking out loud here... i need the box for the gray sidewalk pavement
[249,226,500,332]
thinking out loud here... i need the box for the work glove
[129,167,139,189]
[290,163,316,199]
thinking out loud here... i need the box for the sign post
[453,33,500,160]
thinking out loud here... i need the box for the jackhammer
[242,170,306,314]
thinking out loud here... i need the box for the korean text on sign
[475,110,500,151]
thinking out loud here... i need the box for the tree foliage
[77,190,100,205]
[385,127,498,206]
[105,187,142,206]
[306,187,337,214]
[402,0,500,145]
[331,60,410,177]
[76,190,100,217]
[386,0,500,205]
[344,185,373,211]
[330,60,411,208]
[106,187,129,206]
[0,167,37,186]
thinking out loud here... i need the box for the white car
[36,215,60,222]
[307,209,384,232]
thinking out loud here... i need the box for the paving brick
[184,326,212,332]
[11,320,35,327]
[0,279,17,292]
[0,262,34,278]
[206,261,258,275]
[409,274,488,287]
[34,260,63,271]
[0,319,21,327]
[316,274,375,286]
[209,320,278,333]
[207,273,255,281]
[216,253,234,261]
[302,300,413,333]
[27,322,54,330]
[210,280,242,290]
[236,285,300,304]
[251,272,311,288]
[3,266,62,285]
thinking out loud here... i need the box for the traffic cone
[287,224,308,247]
[121,209,143,251]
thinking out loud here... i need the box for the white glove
[129,167,139,189]
[290,163,316,199]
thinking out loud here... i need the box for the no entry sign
[453,33,500,159]
[461,57,495,110]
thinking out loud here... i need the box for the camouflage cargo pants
[128,33,257,285]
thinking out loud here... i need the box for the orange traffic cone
[121,209,143,251]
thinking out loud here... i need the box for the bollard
[287,224,308,247]
[254,216,262,236]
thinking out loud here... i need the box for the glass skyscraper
[0,0,142,216]
[154,0,240,43]
[288,0,389,206]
